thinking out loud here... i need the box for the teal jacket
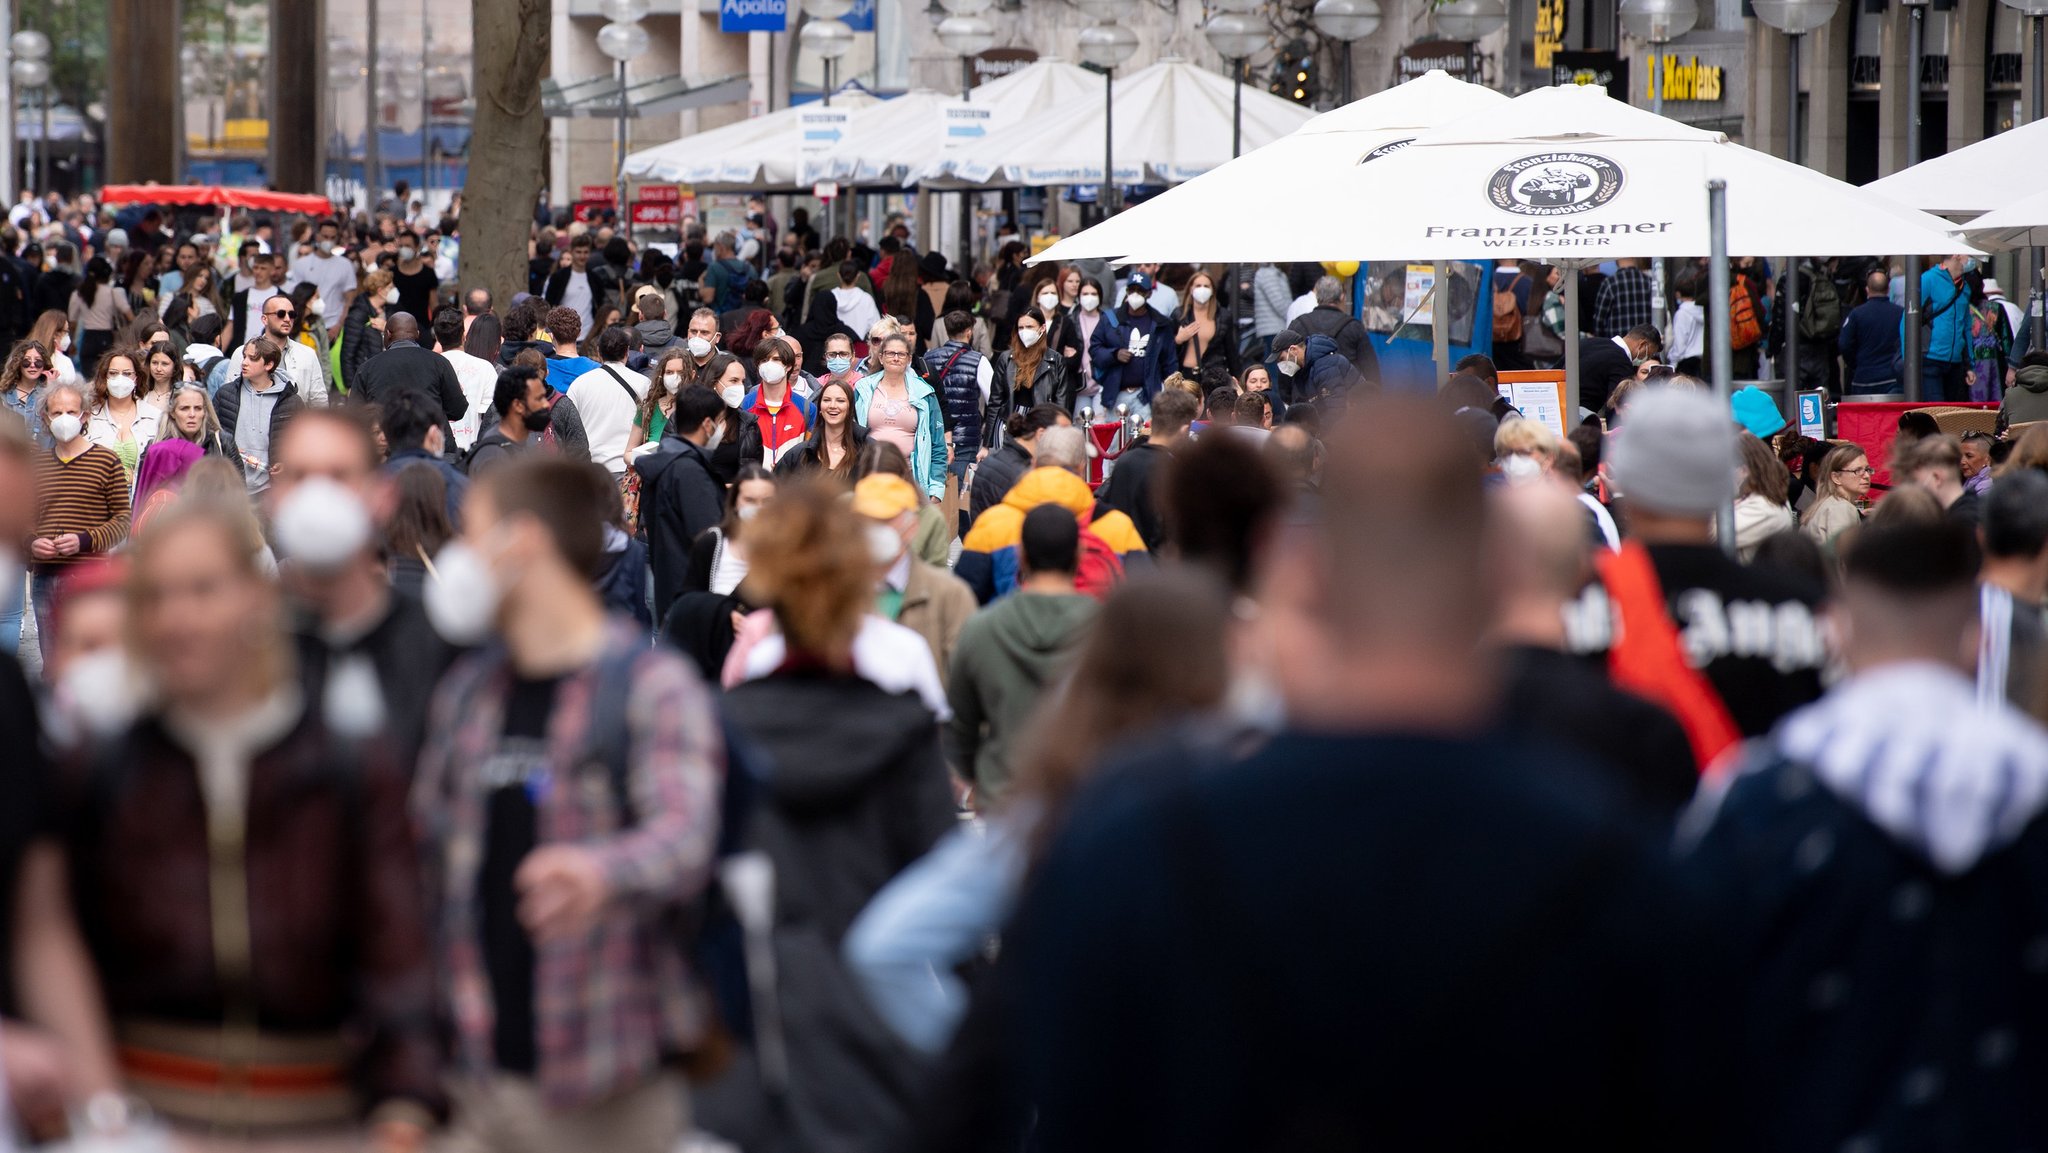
[853,370,947,499]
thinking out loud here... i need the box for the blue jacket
[1087,304,1175,405]
[1902,266,1970,364]
[853,370,947,499]
[1838,297,1904,385]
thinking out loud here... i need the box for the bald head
[1316,396,1494,649]
[386,312,420,343]
[1494,482,1593,604]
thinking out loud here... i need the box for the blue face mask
[1962,258,1979,274]
[825,356,853,375]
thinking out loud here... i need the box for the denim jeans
[1922,359,1967,404]
[29,567,57,666]
[0,564,22,664]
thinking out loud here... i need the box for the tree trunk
[463,0,550,312]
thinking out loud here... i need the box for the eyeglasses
[1836,466,1875,477]
[880,350,909,360]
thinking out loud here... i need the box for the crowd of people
[0,184,2045,1153]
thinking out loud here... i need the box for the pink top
[867,384,920,457]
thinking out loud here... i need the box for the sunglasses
[267,308,296,319]
[20,362,43,371]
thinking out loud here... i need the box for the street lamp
[327,38,366,203]
[1313,0,1382,105]
[937,0,998,269]
[799,10,856,106]
[1433,0,1508,84]
[1998,0,2046,356]
[598,0,653,229]
[1203,14,1265,157]
[1620,0,1697,332]
[1752,0,1839,412]
[10,31,49,196]
[1077,18,1138,215]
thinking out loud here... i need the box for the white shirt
[442,348,501,450]
[287,250,356,331]
[567,360,650,475]
[237,285,280,347]
[740,614,951,720]
[1669,300,1706,363]
[222,337,330,408]
[1285,291,1316,324]
[85,400,162,456]
[561,271,594,338]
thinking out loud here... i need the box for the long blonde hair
[1801,443,1867,525]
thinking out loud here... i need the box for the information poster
[1497,370,1571,439]
[1402,264,1436,326]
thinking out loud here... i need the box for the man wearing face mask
[1902,253,1973,404]
[683,307,721,372]
[1086,271,1176,420]
[414,457,721,1153]
[288,218,357,338]
[1576,323,1661,415]
[466,365,554,478]
[638,385,732,622]
[855,473,977,690]
[268,408,460,775]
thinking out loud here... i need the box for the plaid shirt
[1593,267,1655,338]
[413,622,723,1109]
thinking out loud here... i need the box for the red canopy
[97,185,332,216]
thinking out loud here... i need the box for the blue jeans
[1921,359,1967,404]
[0,565,22,664]
[29,566,56,666]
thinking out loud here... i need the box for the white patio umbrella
[1030,69,1506,264]
[921,57,1315,186]
[806,60,1100,185]
[623,87,881,187]
[1961,187,2048,250]
[1101,81,1974,263]
[1866,116,2048,218]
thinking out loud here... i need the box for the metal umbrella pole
[1901,4,1924,401]
[1564,261,1582,411]
[1709,179,1737,555]
[1783,32,1801,422]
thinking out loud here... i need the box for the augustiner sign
[1647,53,1724,102]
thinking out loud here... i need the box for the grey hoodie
[634,317,678,355]
[945,590,1098,798]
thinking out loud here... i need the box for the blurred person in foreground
[1003,395,1728,1153]
[956,425,1145,604]
[1976,469,2048,719]
[267,407,459,775]
[1682,517,2048,1153]
[1492,481,1698,820]
[854,472,977,689]
[29,496,441,1150]
[701,480,956,1153]
[414,457,722,1152]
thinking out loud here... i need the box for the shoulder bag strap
[599,363,641,404]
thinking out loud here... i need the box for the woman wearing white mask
[994,306,1069,415]
[695,351,755,487]
[28,383,129,660]
[686,462,776,597]
[628,346,693,453]
[84,350,162,487]
[1054,276,1107,411]
[341,267,393,389]
[1174,269,1240,378]
[28,310,82,386]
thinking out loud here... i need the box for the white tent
[922,57,1316,187]
[805,60,1100,186]
[622,88,881,188]
[1031,70,1506,264]
[1087,82,1972,263]
[1866,118,2048,219]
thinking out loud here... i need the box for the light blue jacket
[842,817,1029,1055]
[852,369,946,499]
[1904,264,1972,365]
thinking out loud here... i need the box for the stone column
[269,0,326,193]
[107,0,181,183]
[1806,0,1852,178]
[1874,1,1912,176]
[1946,0,1988,152]
[1745,19,1791,158]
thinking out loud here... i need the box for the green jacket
[944,590,1098,799]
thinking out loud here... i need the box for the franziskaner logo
[1486,152,1624,216]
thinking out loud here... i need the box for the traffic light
[1267,40,1315,105]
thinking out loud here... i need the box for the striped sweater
[32,444,130,564]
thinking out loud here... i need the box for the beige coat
[898,558,978,690]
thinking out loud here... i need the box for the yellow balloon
[1323,260,1360,278]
